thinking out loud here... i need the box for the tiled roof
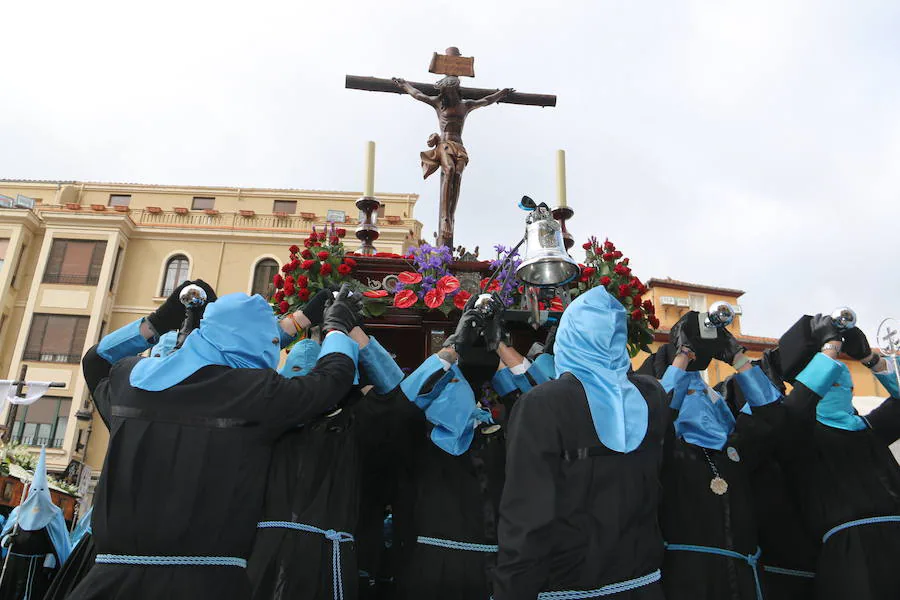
[648,277,745,297]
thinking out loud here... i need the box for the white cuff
[876,357,898,375]
[438,358,453,371]
[509,358,532,376]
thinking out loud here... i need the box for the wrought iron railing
[22,351,81,364]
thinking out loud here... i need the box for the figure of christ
[392,75,513,248]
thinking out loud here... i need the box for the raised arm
[467,87,514,110]
[392,77,437,106]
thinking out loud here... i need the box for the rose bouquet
[270,224,360,315]
[574,236,658,357]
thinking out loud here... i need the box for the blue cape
[279,338,321,378]
[554,287,648,453]
[1,448,71,564]
[149,330,179,358]
[663,366,735,449]
[817,361,866,431]
[130,293,281,391]
[70,506,92,546]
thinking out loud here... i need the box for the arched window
[252,259,279,298]
[161,255,190,296]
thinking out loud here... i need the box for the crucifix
[1,364,65,443]
[346,47,557,248]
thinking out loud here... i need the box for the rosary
[702,448,729,495]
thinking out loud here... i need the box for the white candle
[364,141,376,197]
[556,149,567,208]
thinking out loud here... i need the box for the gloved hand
[544,325,558,355]
[669,313,695,354]
[715,328,746,365]
[443,308,486,350]
[842,327,872,360]
[148,279,217,335]
[809,313,843,347]
[482,294,509,352]
[301,289,334,328]
[322,284,363,335]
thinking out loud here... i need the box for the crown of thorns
[436,76,461,89]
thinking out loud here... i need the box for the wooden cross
[1,364,66,443]
[346,47,557,248]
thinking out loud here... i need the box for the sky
[1,0,899,342]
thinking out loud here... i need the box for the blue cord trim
[416,535,498,553]
[666,543,763,600]
[258,521,354,600]
[822,515,900,544]
[94,554,246,568]
[536,569,661,599]
[763,565,816,578]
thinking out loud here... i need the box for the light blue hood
[554,287,648,453]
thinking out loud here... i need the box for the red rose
[330,236,340,245]
[363,290,389,298]
[604,239,616,251]
[454,289,472,310]
[283,282,295,297]
[337,264,352,276]
[631,309,642,321]
[393,289,417,309]
[398,271,423,285]
[629,277,640,288]
[273,274,284,288]
[309,232,319,242]
[614,264,631,276]
[289,244,300,254]
[320,263,332,276]
[304,239,313,248]
[583,267,596,277]
[317,251,329,261]
[274,290,285,302]
[424,288,445,309]
[582,242,592,250]
[301,249,312,260]
[296,275,309,288]
[278,300,290,314]
[343,257,357,267]
[649,315,660,329]
[618,284,631,297]
[599,276,612,286]
[633,295,643,306]
[642,300,654,312]
[614,251,624,259]
[436,275,460,294]
[297,288,311,302]
[579,275,589,283]
[281,263,292,273]
[336,228,346,238]
[602,253,615,262]
[284,274,294,285]
[301,260,315,270]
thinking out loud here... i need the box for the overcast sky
[2,0,898,342]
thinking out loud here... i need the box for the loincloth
[421,140,469,179]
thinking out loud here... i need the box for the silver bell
[179,284,208,308]
[831,306,856,330]
[515,206,579,287]
[705,301,736,328]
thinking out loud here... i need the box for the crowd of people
[2,278,899,600]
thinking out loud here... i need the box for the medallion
[726,446,740,463]
[710,476,729,495]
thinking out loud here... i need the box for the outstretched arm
[392,77,436,106]
[468,87,514,110]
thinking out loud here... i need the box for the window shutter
[88,241,108,285]
[72,316,90,358]
[43,241,66,283]
[24,315,48,358]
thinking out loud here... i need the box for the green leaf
[365,301,387,318]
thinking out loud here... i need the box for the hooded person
[766,322,900,600]
[0,447,72,600]
[247,289,406,600]
[656,311,847,600]
[68,283,362,600]
[493,286,669,600]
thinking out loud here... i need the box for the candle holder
[356,196,381,255]
[551,206,574,250]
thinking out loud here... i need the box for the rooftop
[647,277,745,298]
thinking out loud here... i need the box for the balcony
[22,351,81,364]
[42,273,100,285]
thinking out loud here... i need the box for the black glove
[443,309,486,350]
[669,314,695,354]
[148,279,217,334]
[842,327,872,360]
[322,284,363,335]
[809,313,842,346]
[482,294,508,352]
[715,328,746,365]
[544,325,558,355]
[301,289,334,328]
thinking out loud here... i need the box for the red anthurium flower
[436,275,460,294]
[393,289,417,309]
[363,290,389,298]
[398,271,423,285]
[454,289,472,309]
[424,288,446,309]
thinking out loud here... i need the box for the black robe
[0,528,59,600]
[777,393,900,600]
[392,397,508,600]
[493,372,668,600]
[68,345,356,600]
[43,533,97,600]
